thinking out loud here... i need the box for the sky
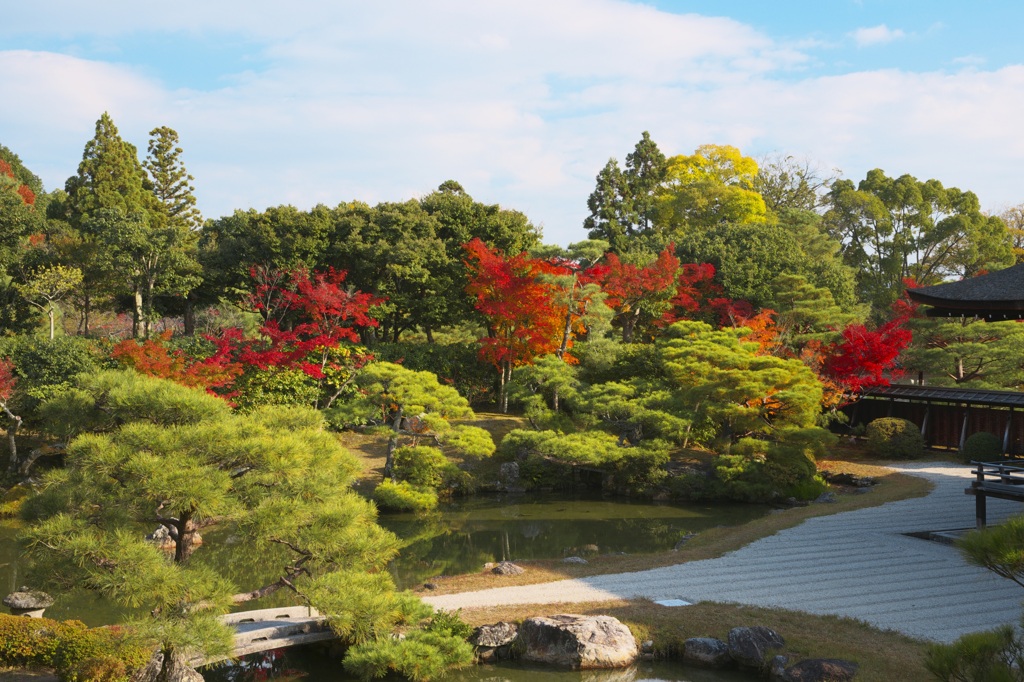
[3,1,1024,246]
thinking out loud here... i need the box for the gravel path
[424,462,1024,643]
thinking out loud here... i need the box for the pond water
[201,647,752,682]
[378,492,769,589]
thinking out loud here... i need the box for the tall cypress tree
[144,126,203,231]
[59,113,151,335]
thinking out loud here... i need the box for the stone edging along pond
[470,614,859,682]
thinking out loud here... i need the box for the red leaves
[0,358,17,403]
[111,331,241,394]
[215,267,380,379]
[821,316,912,394]
[1,159,36,206]
[464,238,564,369]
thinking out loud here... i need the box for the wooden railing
[965,459,1024,528]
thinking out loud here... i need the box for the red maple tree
[464,238,564,411]
[596,246,680,342]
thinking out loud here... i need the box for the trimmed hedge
[865,418,925,459]
[962,431,1003,462]
[0,614,149,682]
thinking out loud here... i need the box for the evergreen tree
[144,127,203,232]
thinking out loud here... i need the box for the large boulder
[682,637,732,668]
[781,658,859,681]
[519,614,638,669]
[728,626,786,669]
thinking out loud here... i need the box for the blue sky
[3,1,1024,245]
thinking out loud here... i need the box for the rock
[781,659,859,681]
[423,583,437,590]
[3,589,54,617]
[641,640,654,653]
[498,462,524,492]
[146,526,202,550]
[815,492,837,504]
[682,637,732,668]
[673,532,697,550]
[129,650,203,682]
[728,626,786,669]
[471,621,519,662]
[472,621,519,648]
[769,655,790,681]
[491,561,524,575]
[822,471,875,488]
[519,614,638,669]
[563,556,588,564]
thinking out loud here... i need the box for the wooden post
[959,405,970,453]
[976,490,987,529]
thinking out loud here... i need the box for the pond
[378,492,769,589]
[201,646,753,682]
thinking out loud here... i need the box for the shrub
[393,446,451,489]
[865,417,925,459]
[373,342,494,406]
[0,614,149,682]
[925,625,1023,682]
[373,479,438,513]
[963,432,1003,462]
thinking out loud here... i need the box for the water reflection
[380,493,768,589]
[201,648,752,682]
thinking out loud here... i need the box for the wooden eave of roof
[863,384,1024,408]
[906,264,1024,309]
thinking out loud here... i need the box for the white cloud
[2,3,1024,246]
[850,24,907,47]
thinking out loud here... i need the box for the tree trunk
[425,326,434,344]
[183,298,195,336]
[499,362,511,413]
[134,287,145,339]
[383,409,404,479]
[621,308,641,343]
[82,292,91,336]
[46,306,55,341]
[2,404,21,473]
[173,512,200,563]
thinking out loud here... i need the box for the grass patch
[455,599,929,682]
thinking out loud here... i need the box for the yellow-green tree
[657,144,768,232]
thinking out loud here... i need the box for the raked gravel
[423,462,1023,643]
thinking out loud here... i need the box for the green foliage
[925,625,1023,682]
[343,629,475,682]
[903,317,1024,390]
[373,479,439,512]
[956,516,1024,589]
[963,432,1003,462]
[393,446,451,488]
[0,614,149,682]
[865,417,925,459]
[710,427,834,502]
[229,366,321,411]
[374,341,494,405]
[424,609,474,640]
[23,370,400,664]
[39,369,230,441]
[0,335,101,421]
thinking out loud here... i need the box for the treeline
[3,119,1024,405]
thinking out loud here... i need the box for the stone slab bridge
[200,606,337,665]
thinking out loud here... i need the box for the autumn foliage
[0,159,34,205]
[464,238,564,370]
